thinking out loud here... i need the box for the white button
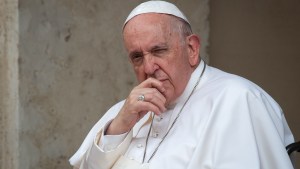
[137,143,143,148]
[156,116,163,122]
[129,156,134,160]
[152,132,159,138]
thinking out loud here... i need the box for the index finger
[137,77,166,94]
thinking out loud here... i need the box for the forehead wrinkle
[150,42,168,50]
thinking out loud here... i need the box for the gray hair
[168,15,193,42]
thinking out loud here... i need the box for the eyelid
[152,46,168,53]
[130,52,143,59]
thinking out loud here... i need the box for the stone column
[0,0,19,168]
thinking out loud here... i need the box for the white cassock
[69,61,295,169]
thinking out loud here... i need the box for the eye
[130,53,143,64]
[152,47,168,55]
[154,48,165,53]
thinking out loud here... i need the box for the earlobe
[187,34,200,66]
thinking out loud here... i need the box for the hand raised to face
[105,78,167,135]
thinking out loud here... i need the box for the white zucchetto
[124,1,190,27]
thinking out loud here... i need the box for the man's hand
[106,78,167,135]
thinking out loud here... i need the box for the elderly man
[70,1,294,169]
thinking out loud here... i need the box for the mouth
[156,77,168,82]
[159,79,168,82]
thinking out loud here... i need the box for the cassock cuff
[98,120,129,152]
[82,125,132,169]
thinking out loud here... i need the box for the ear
[186,34,200,66]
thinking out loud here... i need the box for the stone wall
[4,0,299,168]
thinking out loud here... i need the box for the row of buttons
[135,131,159,149]
[127,113,168,162]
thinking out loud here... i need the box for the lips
[154,75,168,82]
[158,78,167,81]
[157,78,168,82]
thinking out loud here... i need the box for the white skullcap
[124,1,190,27]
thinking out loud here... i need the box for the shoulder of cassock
[192,65,294,145]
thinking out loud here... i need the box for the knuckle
[147,94,154,102]
[150,88,158,94]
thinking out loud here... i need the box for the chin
[164,93,177,107]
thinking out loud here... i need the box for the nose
[143,55,159,76]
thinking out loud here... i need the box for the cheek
[134,66,146,82]
[163,81,178,104]
[168,62,189,92]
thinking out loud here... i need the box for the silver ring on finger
[137,94,145,101]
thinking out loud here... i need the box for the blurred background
[0,0,299,168]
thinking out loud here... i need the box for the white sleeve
[98,120,129,152]
[79,126,133,169]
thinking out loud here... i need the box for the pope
[70,1,294,169]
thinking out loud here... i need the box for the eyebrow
[152,43,168,49]
[150,43,168,51]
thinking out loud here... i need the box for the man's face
[123,13,199,105]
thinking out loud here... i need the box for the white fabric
[111,156,150,169]
[70,61,294,169]
[100,120,128,152]
[124,1,190,27]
